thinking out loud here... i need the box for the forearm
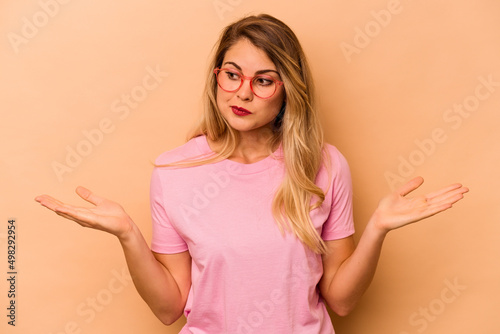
[322,216,387,315]
[118,223,185,324]
[35,188,188,324]
[321,177,468,316]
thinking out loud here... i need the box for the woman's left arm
[319,176,468,316]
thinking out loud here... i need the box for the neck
[208,128,280,164]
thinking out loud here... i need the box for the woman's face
[216,38,285,138]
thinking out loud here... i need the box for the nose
[236,78,254,101]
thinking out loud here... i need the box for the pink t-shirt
[150,135,354,334]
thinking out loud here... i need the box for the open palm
[35,186,133,239]
[373,177,469,233]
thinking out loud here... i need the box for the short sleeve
[321,147,355,240]
[150,167,189,253]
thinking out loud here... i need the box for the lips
[231,106,252,116]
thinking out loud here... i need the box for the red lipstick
[231,106,251,116]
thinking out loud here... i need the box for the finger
[397,176,424,197]
[54,210,93,228]
[54,205,98,227]
[426,186,469,204]
[75,186,104,206]
[425,184,467,200]
[35,195,68,212]
[423,191,467,217]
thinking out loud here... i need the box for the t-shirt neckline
[194,135,283,174]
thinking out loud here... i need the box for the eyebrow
[222,61,280,76]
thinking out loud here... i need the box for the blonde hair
[168,14,330,254]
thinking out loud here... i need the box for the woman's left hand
[371,176,469,234]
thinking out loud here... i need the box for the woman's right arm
[35,186,191,325]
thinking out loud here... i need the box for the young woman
[35,14,468,333]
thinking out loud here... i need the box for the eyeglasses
[214,67,284,99]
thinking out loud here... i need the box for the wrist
[117,219,138,244]
[366,212,390,240]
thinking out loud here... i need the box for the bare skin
[318,176,468,315]
[34,176,468,320]
[35,187,191,325]
[213,38,285,163]
[35,39,469,322]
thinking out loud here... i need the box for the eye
[224,70,241,81]
[254,76,274,87]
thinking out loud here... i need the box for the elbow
[160,318,177,326]
[329,301,356,317]
[159,316,176,326]
[155,308,184,326]
[158,313,181,326]
[322,288,359,317]
[332,305,354,317]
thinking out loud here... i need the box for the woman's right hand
[35,186,134,240]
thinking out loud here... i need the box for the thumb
[75,186,104,206]
[397,176,424,197]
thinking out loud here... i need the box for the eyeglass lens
[217,69,277,99]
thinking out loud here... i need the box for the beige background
[1,0,499,333]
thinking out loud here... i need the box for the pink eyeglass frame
[214,67,284,99]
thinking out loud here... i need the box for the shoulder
[322,143,350,173]
[323,143,344,158]
[154,135,209,165]
[315,143,352,191]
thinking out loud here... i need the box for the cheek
[216,88,231,108]
[268,93,285,115]
[215,88,225,111]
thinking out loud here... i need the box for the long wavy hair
[168,14,329,254]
